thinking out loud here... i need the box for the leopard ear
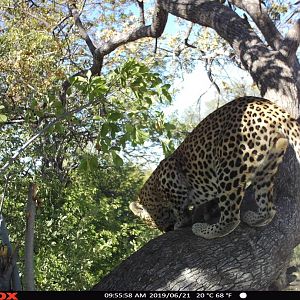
[129,201,150,219]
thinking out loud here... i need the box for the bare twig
[184,23,197,49]
[26,0,39,8]
[52,15,72,36]
[204,56,221,96]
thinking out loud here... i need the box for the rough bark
[24,183,37,291]
[91,0,300,291]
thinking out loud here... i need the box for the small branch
[184,23,197,48]
[95,0,168,58]
[26,0,39,8]
[154,38,158,53]
[280,19,300,64]
[136,0,145,26]
[22,11,51,28]
[204,57,221,96]
[24,183,37,291]
[68,1,96,55]
[52,15,72,36]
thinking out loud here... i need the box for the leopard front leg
[159,157,192,230]
[173,207,192,229]
[192,186,245,239]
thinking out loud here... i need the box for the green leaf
[100,140,109,153]
[101,123,110,137]
[0,114,7,122]
[79,154,98,172]
[125,123,135,134]
[112,152,123,167]
[53,123,64,134]
[108,112,123,121]
[164,122,176,131]
[93,115,102,121]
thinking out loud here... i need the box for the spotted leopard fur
[130,96,300,239]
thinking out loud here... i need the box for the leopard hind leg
[242,137,288,227]
[192,182,246,239]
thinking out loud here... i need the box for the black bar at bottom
[0,291,298,300]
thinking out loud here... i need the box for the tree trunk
[0,215,21,291]
[91,0,300,291]
[24,183,37,291]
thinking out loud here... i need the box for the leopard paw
[242,210,276,227]
[192,220,240,239]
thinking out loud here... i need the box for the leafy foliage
[4,163,159,290]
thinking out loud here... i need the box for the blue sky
[165,63,253,120]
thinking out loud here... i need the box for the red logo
[0,293,18,300]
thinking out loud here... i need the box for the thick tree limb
[280,19,300,64]
[159,0,300,115]
[93,151,300,291]
[136,0,145,26]
[230,1,300,87]
[231,0,283,50]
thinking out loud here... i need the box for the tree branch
[60,0,168,104]
[230,1,300,92]
[68,0,96,55]
[92,151,300,291]
[136,0,145,26]
[158,0,300,115]
[280,19,300,64]
[184,22,197,48]
[231,0,283,50]
[95,0,168,59]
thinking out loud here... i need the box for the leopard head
[129,198,175,232]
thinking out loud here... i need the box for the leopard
[130,96,300,239]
